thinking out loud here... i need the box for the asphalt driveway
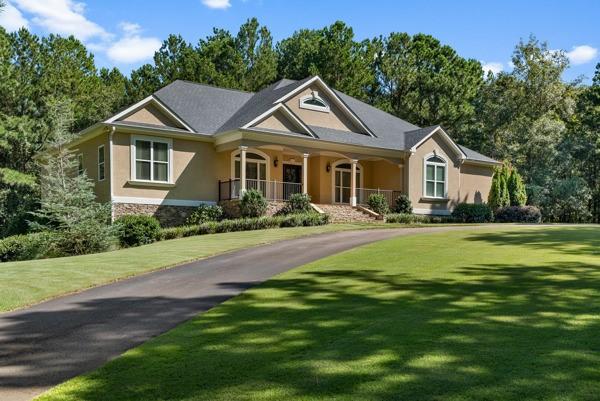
[0,226,466,401]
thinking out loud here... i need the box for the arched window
[231,150,269,182]
[424,154,447,198]
[299,91,330,112]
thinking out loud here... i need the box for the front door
[283,164,302,199]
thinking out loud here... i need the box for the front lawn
[37,226,600,401]
[0,224,370,312]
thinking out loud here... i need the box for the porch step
[315,204,379,223]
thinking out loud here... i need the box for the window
[132,137,171,182]
[77,154,84,176]
[424,155,446,198]
[299,91,330,112]
[97,145,105,181]
[233,152,267,181]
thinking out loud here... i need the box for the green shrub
[114,215,161,247]
[0,232,50,262]
[495,206,542,223]
[367,193,390,215]
[185,204,223,225]
[394,194,413,214]
[43,216,115,257]
[239,189,268,218]
[277,193,312,215]
[451,203,494,223]
[158,213,328,240]
[288,193,312,212]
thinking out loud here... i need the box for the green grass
[36,225,600,401]
[0,224,374,312]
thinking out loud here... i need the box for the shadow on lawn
[33,250,600,400]
[466,226,600,256]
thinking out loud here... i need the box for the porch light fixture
[326,162,331,172]
[274,157,279,167]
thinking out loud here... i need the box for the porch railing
[356,188,403,208]
[218,179,303,201]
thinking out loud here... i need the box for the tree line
[0,18,598,236]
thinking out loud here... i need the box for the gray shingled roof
[149,78,498,164]
[154,80,253,135]
[458,145,500,164]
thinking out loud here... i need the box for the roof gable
[284,84,366,134]
[105,95,194,132]
[273,76,375,137]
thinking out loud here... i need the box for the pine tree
[498,169,510,208]
[31,100,113,256]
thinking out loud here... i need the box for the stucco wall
[112,132,218,202]
[459,163,494,204]
[72,130,110,202]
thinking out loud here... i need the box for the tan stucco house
[71,76,500,224]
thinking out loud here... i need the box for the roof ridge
[167,79,255,95]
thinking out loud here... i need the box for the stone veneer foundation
[113,203,197,227]
[114,201,288,227]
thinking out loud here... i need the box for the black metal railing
[218,179,302,201]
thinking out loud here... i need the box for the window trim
[130,135,173,184]
[422,152,448,199]
[97,145,106,181]
[299,92,330,113]
[77,153,84,176]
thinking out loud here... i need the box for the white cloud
[482,62,504,75]
[202,0,231,9]
[106,21,160,64]
[0,1,29,31]
[565,45,598,65]
[13,0,110,41]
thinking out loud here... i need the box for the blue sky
[1,0,598,82]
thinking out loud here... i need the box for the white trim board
[413,208,452,216]
[105,95,195,133]
[112,196,215,207]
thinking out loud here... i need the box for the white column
[239,145,247,197]
[302,153,309,194]
[350,159,358,207]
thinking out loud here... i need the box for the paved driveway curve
[0,226,468,401]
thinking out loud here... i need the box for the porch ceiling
[215,130,405,164]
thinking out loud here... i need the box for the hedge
[494,206,542,223]
[385,213,456,224]
[451,203,494,223]
[0,232,51,262]
[160,213,329,241]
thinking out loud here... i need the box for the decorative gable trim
[273,76,375,137]
[243,103,316,137]
[410,126,466,160]
[104,95,195,133]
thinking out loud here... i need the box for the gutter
[109,126,115,222]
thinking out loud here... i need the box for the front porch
[216,144,404,208]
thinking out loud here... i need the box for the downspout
[109,126,116,222]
